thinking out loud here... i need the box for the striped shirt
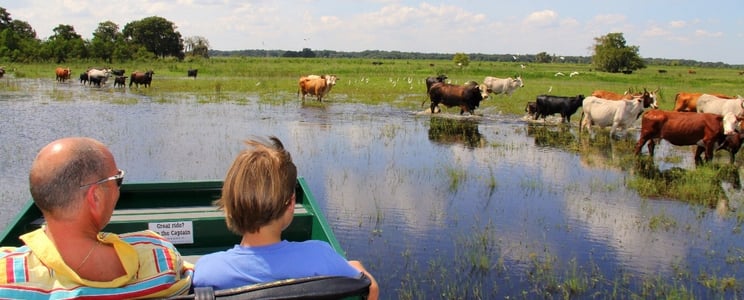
[0,229,193,299]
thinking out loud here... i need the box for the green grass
[2,57,742,114]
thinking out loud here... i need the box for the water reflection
[427,116,485,148]
[2,79,744,298]
[525,123,576,150]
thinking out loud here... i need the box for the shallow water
[1,79,743,298]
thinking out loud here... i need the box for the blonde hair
[217,136,297,234]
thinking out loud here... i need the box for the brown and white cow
[298,75,338,102]
[635,110,738,164]
[672,92,736,112]
[55,67,71,82]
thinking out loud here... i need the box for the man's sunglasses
[79,169,125,189]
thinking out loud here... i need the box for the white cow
[696,94,744,118]
[482,76,524,97]
[580,96,645,137]
[86,68,112,87]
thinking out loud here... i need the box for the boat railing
[167,275,371,300]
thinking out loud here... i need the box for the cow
[87,68,111,87]
[591,88,659,110]
[0,66,5,79]
[464,81,490,100]
[634,110,738,164]
[426,82,484,115]
[525,101,538,117]
[55,67,71,82]
[696,94,744,117]
[672,92,736,112]
[425,75,447,93]
[482,75,524,97]
[130,70,154,88]
[111,69,126,76]
[534,94,585,123]
[113,76,126,88]
[79,72,89,85]
[188,69,198,78]
[580,96,645,137]
[298,75,337,102]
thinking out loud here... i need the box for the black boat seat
[167,275,371,300]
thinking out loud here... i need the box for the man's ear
[85,185,104,224]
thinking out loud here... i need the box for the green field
[2,57,743,115]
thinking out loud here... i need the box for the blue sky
[4,0,744,64]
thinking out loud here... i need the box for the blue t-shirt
[192,240,361,290]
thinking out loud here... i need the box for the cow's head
[325,75,338,86]
[513,75,524,88]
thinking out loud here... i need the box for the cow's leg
[430,102,438,114]
[647,139,656,157]
[634,137,647,155]
[694,146,705,165]
[704,141,715,162]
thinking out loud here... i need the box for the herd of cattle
[52,67,198,88]
[528,88,744,164]
[384,73,743,165]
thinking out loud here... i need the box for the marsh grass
[5,57,743,114]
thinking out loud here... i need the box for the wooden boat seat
[167,275,371,300]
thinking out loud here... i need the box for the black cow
[534,94,585,123]
[187,69,198,78]
[427,82,484,115]
[111,69,126,76]
[79,72,88,85]
[113,76,126,88]
[425,74,447,93]
[130,70,154,88]
[525,101,537,117]
[0,67,5,79]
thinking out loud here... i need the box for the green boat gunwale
[0,177,346,259]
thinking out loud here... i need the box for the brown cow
[591,88,658,109]
[672,92,736,112]
[426,82,485,115]
[130,70,154,88]
[298,75,337,102]
[113,76,126,88]
[55,67,71,82]
[635,110,736,164]
[0,66,5,79]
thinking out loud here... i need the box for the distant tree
[535,52,551,63]
[591,32,645,73]
[300,47,315,58]
[91,21,121,63]
[184,36,210,58]
[43,24,86,63]
[453,52,469,67]
[123,16,183,59]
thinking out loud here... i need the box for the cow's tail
[578,111,585,133]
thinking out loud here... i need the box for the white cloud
[695,29,723,37]
[523,10,558,27]
[669,20,686,28]
[643,26,670,37]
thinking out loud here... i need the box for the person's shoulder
[118,230,175,248]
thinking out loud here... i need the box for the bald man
[0,137,192,299]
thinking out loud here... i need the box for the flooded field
[1,79,744,298]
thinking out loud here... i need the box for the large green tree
[591,32,645,73]
[453,52,469,67]
[42,24,87,63]
[0,7,40,62]
[123,16,183,59]
[90,21,121,63]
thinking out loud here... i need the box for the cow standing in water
[635,110,739,164]
[483,75,524,97]
[130,70,155,88]
[426,82,485,115]
[298,75,338,102]
[55,67,71,82]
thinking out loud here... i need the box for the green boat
[0,177,370,299]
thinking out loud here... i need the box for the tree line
[0,7,209,63]
[0,6,739,70]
